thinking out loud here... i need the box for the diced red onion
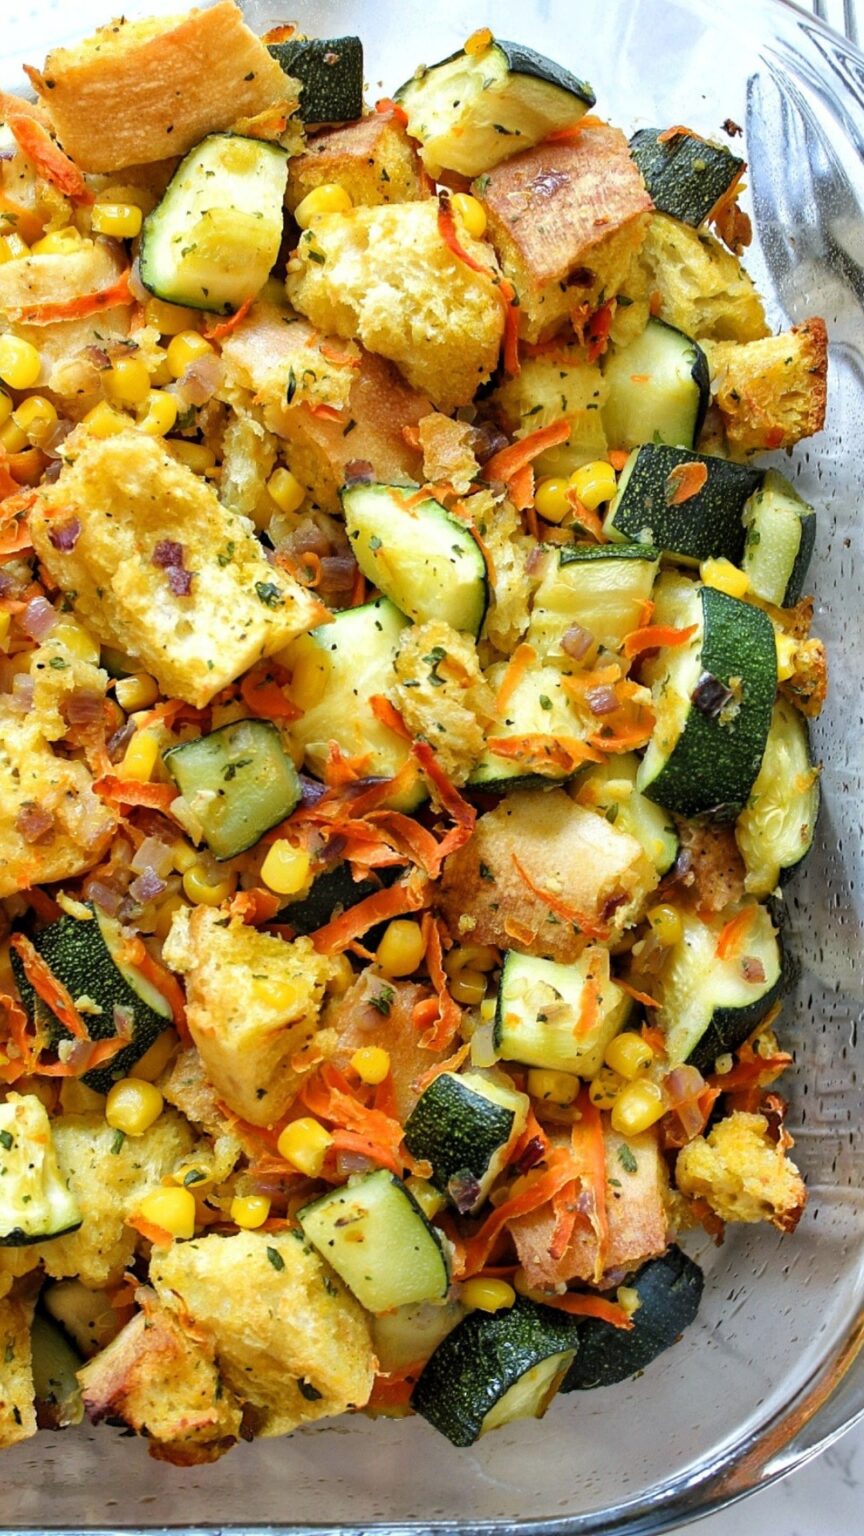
[335,1151,375,1178]
[108,719,136,762]
[298,774,327,808]
[447,1171,482,1213]
[85,880,122,915]
[42,418,73,460]
[562,623,595,660]
[83,345,111,371]
[152,540,184,568]
[171,353,224,407]
[64,688,105,725]
[343,459,374,485]
[740,955,766,984]
[166,564,193,596]
[9,673,34,712]
[41,461,63,483]
[318,555,356,592]
[586,683,619,716]
[471,422,509,465]
[691,670,733,719]
[48,516,81,552]
[526,544,549,576]
[129,868,167,903]
[15,803,55,844]
[0,571,14,597]
[0,146,15,163]
[512,1135,545,1175]
[131,837,174,879]
[22,596,58,641]
[283,524,331,558]
[662,1064,710,1141]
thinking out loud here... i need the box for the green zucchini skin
[656,904,784,1072]
[11,907,172,1093]
[741,470,816,607]
[32,1314,85,1430]
[412,1296,580,1446]
[630,129,744,227]
[686,974,785,1076]
[605,444,762,565]
[403,1072,527,1212]
[558,543,662,565]
[561,1247,704,1390]
[482,40,595,102]
[278,860,403,936]
[268,36,364,124]
[602,318,710,450]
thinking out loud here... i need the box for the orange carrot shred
[311,877,430,954]
[715,905,757,961]
[8,269,133,325]
[511,853,608,938]
[240,665,303,722]
[6,114,91,202]
[9,933,89,1040]
[483,418,570,486]
[657,124,703,144]
[570,1086,609,1282]
[127,1214,174,1248]
[495,642,537,714]
[617,979,661,1009]
[369,694,412,741]
[622,622,698,658]
[228,888,282,925]
[508,463,535,512]
[93,776,178,812]
[412,1041,471,1096]
[608,449,629,471]
[375,97,409,127]
[486,734,602,776]
[418,912,462,1052]
[574,953,603,1037]
[664,461,708,505]
[457,1147,578,1277]
[542,1292,633,1329]
[203,296,254,342]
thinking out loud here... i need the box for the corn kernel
[96,183,153,213]
[461,1277,516,1313]
[294,183,353,228]
[617,1284,642,1318]
[0,335,41,390]
[115,671,159,712]
[12,393,57,446]
[283,632,329,709]
[513,1268,554,1302]
[53,619,100,664]
[166,329,214,379]
[117,729,160,783]
[405,1176,446,1219]
[326,952,355,996]
[104,356,151,406]
[443,944,499,976]
[0,233,30,262]
[82,400,128,438]
[166,439,216,473]
[610,1078,665,1136]
[91,202,143,239]
[534,476,571,525]
[647,904,683,947]
[250,976,303,1014]
[260,839,311,897]
[267,466,306,514]
[569,459,618,511]
[0,417,27,452]
[105,1078,164,1136]
[132,1029,179,1081]
[277,1117,332,1176]
[231,1194,271,1230]
[144,298,202,337]
[527,1068,580,1106]
[376,919,426,978]
[154,894,186,941]
[136,1185,196,1240]
[182,864,233,906]
[604,1032,654,1080]
[589,1065,625,1108]
[0,611,11,651]
[450,968,487,1006]
[170,840,199,874]
[350,1046,391,1085]
[700,556,750,599]
[31,225,84,255]
[137,389,178,437]
[451,191,487,239]
[0,390,11,428]
[775,630,798,682]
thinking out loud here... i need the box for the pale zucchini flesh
[657,904,783,1072]
[602,318,709,450]
[736,699,820,896]
[494,949,631,1075]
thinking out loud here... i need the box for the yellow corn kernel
[513,1268,555,1302]
[117,729,160,783]
[0,418,27,452]
[406,1176,446,1219]
[31,225,83,255]
[775,630,798,682]
[461,1277,516,1313]
[154,893,186,941]
[0,335,41,390]
[450,968,487,1006]
[12,393,57,446]
[170,840,199,874]
[527,1068,580,1106]
[294,183,354,227]
[167,439,216,473]
[182,864,233,906]
[0,390,11,429]
[451,191,487,239]
[136,1185,196,1240]
[115,672,159,712]
[172,1161,212,1191]
[647,903,683,947]
[250,976,303,1014]
[350,1046,391,1085]
[326,952,355,996]
[137,389,178,437]
[231,1194,271,1230]
[53,619,100,664]
[610,1078,665,1136]
[144,298,202,337]
[103,356,151,407]
[604,1031,654,1080]
[443,943,499,976]
[132,1028,179,1081]
[589,1065,625,1108]
[0,232,30,262]
[82,400,128,438]
[105,1078,164,1137]
[90,202,143,239]
[569,460,619,511]
[284,633,329,710]
[376,919,426,979]
[166,329,214,379]
[534,476,571,525]
[259,839,311,897]
[0,611,11,651]
[617,1284,642,1318]
[95,183,153,213]
[267,466,306,515]
[700,556,749,599]
[277,1116,333,1176]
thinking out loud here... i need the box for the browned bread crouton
[25,3,289,173]
[477,125,652,342]
[708,318,828,453]
[286,111,429,212]
[327,974,445,1121]
[675,821,746,913]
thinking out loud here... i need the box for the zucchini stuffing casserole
[0,2,828,1458]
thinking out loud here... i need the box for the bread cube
[632,213,769,343]
[675,1111,806,1231]
[707,318,828,453]
[491,344,608,475]
[0,1294,35,1449]
[287,110,428,212]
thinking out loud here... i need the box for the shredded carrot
[323,742,374,788]
[608,449,629,471]
[301,1063,403,1171]
[464,24,494,53]
[503,916,539,947]
[9,933,88,1040]
[542,112,607,143]
[8,269,133,325]
[370,694,413,741]
[542,1292,633,1329]
[411,741,476,855]
[495,642,537,714]
[508,1104,550,1168]
[617,979,660,1008]
[483,418,570,486]
[664,461,708,505]
[622,622,698,658]
[436,194,519,376]
[309,403,345,423]
[549,1175,581,1264]
[240,665,303,722]
[0,458,18,502]
[367,1362,424,1412]
[641,1022,667,1057]
[375,97,409,127]
[570,1087,609,1282]
[648,289,663,317]
[121,935,187,1034]
[319,338,361,368]
[565,490,606,542]
[127,1214,174,1248]
[6,114,92,202]
[311,876,430,954]
[657,124,703,144]
[562,664,621,697]
[23,887,62,924]
[457,1147,578,1277]
[417,912,462,1051]
[486,734,603,776]
[587,717,654,753]
[715,905,757,961]
[584,300,616,364]
[763,426,785,450]
[350,565,366,607]
[93,776,178,812]
[228,888,282,925]
[412,1041,472,1095]
[499,276,521,377]
[0,514,34,559]
[508,463,535,512]
[636,598,655,628]
[203,297,254,342]
[511,853,608,938]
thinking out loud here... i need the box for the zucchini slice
[372,1299,466,1375]
[494,950,630,1076]
[528,543,660,659]
[32,1314,84,1430]
[742,469,816,607]
[289,598,426,812]
[342,483,487,636]
[602,319,710,450]
[630,129,745,228]
[11,906,172,1093]
[656,903,783,1072]
[298,1169,450,1312]
[412,1296,579,1446]
[404,1070,529,1213]
[42,1280,124,1360]
[469,660,588,791]
[736,700,820,897]
[604,444,762,565]
[277,860,403,934]
[575,753,678,875]
[396,38,595,178]
[561,1246,704,1390]
[268,35,363,124]
[0,1096,81,1246]
[637,574,777,818]
[139,133,288,314]
[164,719,301,861]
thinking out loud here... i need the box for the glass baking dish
[2,0,863,1529]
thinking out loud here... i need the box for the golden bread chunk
[707,318,828,453]
[631,213,769,343]
[0,1293,35,1450]
[287,111,428,212]
[675,1111,806,1231]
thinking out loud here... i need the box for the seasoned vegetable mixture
[0,3,827,1459]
